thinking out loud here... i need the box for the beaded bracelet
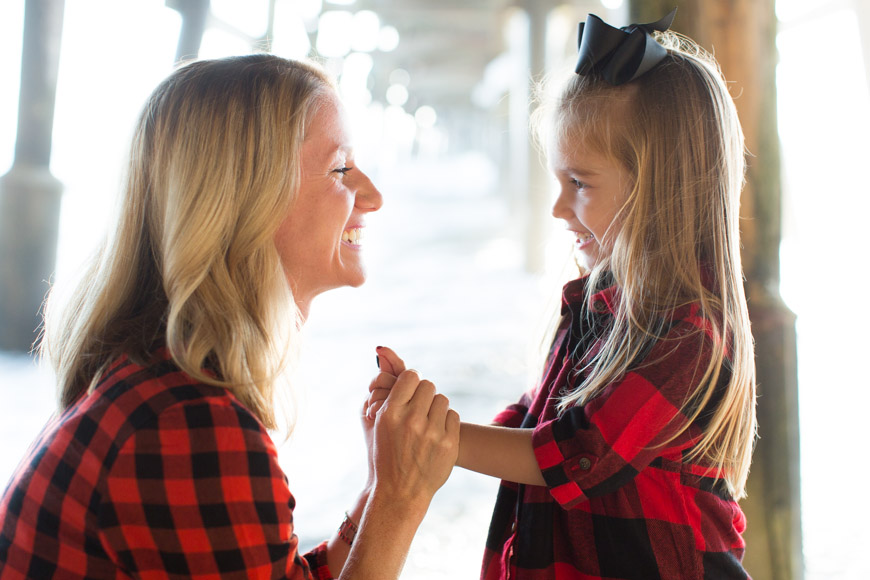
[338,511,359,546]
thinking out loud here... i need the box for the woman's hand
[335,350,458,579]
[366,346,461,498]
[372,366,459,502]
[339,349,459,579]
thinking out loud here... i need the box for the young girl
[371,10,756,580]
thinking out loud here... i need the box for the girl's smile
[571,230,596,251]
[549,138,632,269]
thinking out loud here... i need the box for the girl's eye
[570,178,586,189]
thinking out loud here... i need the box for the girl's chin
[573,247,598,270]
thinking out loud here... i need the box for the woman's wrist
[337,511,359,546]
[337,489,429,580]
[365,484,431,524]
[324,489,373,575]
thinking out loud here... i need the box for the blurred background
[0,1,868,578]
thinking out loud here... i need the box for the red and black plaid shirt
[0,349,332,579]
[482,276,750,580]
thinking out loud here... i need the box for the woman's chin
[339,261,368,289]
[345,271,368,289]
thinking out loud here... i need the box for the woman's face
[275,92,383,317]
[548,136,632,270]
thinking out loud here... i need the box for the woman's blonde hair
[537,33,756,498]
[42,55,335,431]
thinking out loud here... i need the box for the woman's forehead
[303,94,353,159]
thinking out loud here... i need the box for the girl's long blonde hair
[538,33,756,499]
[42,55,334,431]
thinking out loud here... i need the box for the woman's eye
[332,166,353,176]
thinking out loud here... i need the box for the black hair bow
[575,8,677,85]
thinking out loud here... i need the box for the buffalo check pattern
[481,276,750,580]
[0,349,332,579]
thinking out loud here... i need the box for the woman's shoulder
[74,348,268,448]
[96,347,238,399]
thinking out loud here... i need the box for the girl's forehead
[558,87,635,138]
[549,131,605,161]
[548,137,613,174]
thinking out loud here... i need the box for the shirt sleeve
[99,396,334,580]
[532,319,711,510]
[492,400,530,427]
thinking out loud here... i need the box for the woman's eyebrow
[331,144,354,158]
[319,144,351,165]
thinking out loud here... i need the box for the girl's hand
[376,345,406,376]
[371,368,460,503]
[360,347,406,488]
[365,346,406,420]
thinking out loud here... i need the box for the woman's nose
[356,171,383,211]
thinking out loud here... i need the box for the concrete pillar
[504,8,530,269]
[852,0,870,95]
[524,0,549,274]
[518,0,551,274]
[0,0,66,353]
[513,0,622,273]
[631,2,802,579]
[166,0,210,62]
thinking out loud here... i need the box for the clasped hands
[361,346,459,503]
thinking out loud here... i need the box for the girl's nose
[551,188,575,220]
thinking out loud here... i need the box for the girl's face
[274,92,383,318]
[548,136,632,270]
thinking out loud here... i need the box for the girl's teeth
[342,228,364,244]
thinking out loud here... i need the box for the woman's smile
[341,226,366,247]
[274,91,383,316]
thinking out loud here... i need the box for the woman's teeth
[342,228,364,245]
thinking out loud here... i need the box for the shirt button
[511,522,517,532]
[592,300,608,313]
[578,457,592,470]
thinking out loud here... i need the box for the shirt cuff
[492,403,528,427]
[304,541,334,580]
[532,419,597,509]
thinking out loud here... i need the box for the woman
[0,55,458,579]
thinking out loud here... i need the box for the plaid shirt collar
[561,274,619,316]
[561,264,717,319]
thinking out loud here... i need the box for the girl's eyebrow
[564,166,599,177]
